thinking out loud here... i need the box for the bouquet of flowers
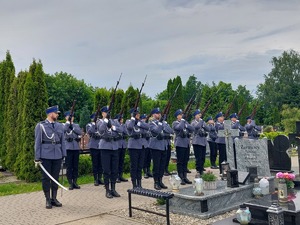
[276,172,295,189]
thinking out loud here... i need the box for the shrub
[201,170,217,182]
[78,155,92,176]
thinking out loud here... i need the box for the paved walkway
[0,174,179,225]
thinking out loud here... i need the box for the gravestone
[234,138,270,177]
[218,120,239,169]
[288,121,300,175]
[268,135,291,171]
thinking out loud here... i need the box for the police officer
[64,111,83,190]
[149,108,174,190]
[97,106,122,198]
[114,114,128,183]
[215,112,226,175]
[141,114,153,179]
[191,109,210,174]
[230,113,246,169]
[172,109,195,185]
[34,105,66,209]
[206,116,219,169]
[163,116,173,176]
[245,116,262,139]
[86,113,104,186]
[126,108,150,189]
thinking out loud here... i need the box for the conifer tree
[167,76,184,124]
[121,85,139,119]
[14,60,48,181]
[0,51,15,167]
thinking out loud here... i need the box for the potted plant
[201,170,217,190]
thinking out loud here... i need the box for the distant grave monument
[288,121,300,175]
[234,138,270,177]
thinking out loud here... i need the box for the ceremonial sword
[35,161,68,191]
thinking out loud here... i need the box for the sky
[1,0,300,98]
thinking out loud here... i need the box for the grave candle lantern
[221,161,230,180]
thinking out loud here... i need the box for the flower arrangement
[276,172,295,189]
[201,170,217,182]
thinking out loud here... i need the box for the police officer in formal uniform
[141,114,153,179]
[149,108,174,190]
[97,106,122,198]
[245,116,262,139]
[206,116,219,169]
[230,113,246,168]
[86,113,104,186]
[35,105,66,209]
[114,114,128,183]
[163,116,173,176]
[191,109,210,174]
[126,108,150,189]
[64,111,83,190]
[215,112,227,174]
[172,109,195,185]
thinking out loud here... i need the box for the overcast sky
[1,0,300,98]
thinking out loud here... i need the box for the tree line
[1,49,300,181]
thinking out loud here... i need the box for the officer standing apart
[86,113,104,186]
[114,114,128,183]
[98,106,122,198]
[141,114,153,179]
[230,113,246,169]
[34,105,66,209]
[245,116,262,139]
[126,108,150,189]
[206,116,219,169]
[172,109,195,185]
[215,112,227,175]
[64,111,83,190]
[149,108,174,190]
[191,109,210,174]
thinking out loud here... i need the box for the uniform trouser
[217,143,227,174]
[143,147,152,169]
[101,149,119,185]
[193,144,206,173]
[176,146,189,174]
[128,148,145,180]
[41,158,62,193]
[164,144,171,172]
[66,150,80,180]
[233,143,237,169]
[185,145,191,171]
[208,141,218,166]
[118,147,126,175]
[151,148,167,179]
[90,148,103,176]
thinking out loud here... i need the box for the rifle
[237,101,247,118]
[133,75,147,110]
[195,89,202,110]
[68,100,76,122]
[161,84,180,121]
[201,87,222,118]
[250,101,260,119]
[93,104,101,123]
[108,73,122,116]
[183,93,196,119]
[224,90,240,119]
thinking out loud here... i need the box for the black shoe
[106,190,113,198]
[144,173,149,179]
[119,176,128,182]
[159,178,168,189]
[180,180,186,185]
[184,178,192,184]
[154,182,161,190]
[132,180,137,189]
[186,169,192,173]
[51,198,62,207]
[116,178,121,183]
[98,179,104,185]
[203,168,206,171]
[137,179,142,188]
[111,183,121,197]
[69,184,74,190]
[94,180,100,186]
[73,182,81,189]
[46,199,52,209]
[210,166,219,169]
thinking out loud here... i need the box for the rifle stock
[68,100,76,122]
[93,105,101,123]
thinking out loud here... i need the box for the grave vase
[203,181,217,190]
[277,179,288,203]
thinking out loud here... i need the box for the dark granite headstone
[238,171,250,185]
[268,135,291,171]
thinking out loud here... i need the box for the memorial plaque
[235,138,271,177]
[238,171,250,185]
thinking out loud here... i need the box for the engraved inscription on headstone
[218,120,239,169]
[235,138,270,177]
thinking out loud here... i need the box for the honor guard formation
[34,76,262,209]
